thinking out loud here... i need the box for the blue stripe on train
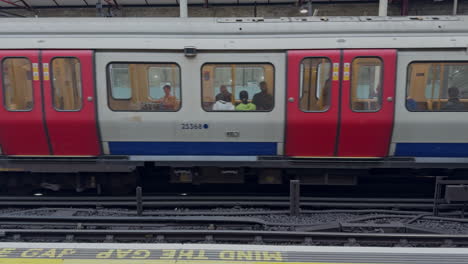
[395,143,468,157]
[109,142,277,156]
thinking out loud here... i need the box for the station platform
[0,243,465,264]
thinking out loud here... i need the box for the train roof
[0,16,467,50]
[1,16,468,35]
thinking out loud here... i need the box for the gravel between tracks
[2,207,468,234]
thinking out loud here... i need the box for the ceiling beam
[0,0,26,8]
[18,0,31,9]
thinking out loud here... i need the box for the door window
[51,58,82,111]
[2,58,33,111]
[299,58,332,112]
[350,57,383,112]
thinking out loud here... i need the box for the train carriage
[0,16,467,191]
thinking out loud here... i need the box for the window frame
[1,56,34,112]
[349,56,384,113]
[406,60,468,112]
[50,56,83,112]
[106,61,182,112]
[200,62,276,113]
[298,57,333,113]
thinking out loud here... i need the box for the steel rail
[0,215,270,225]
[1,229,468,246]
[0,201,451,210]
[0,196,434,202]
[0,196,441,210]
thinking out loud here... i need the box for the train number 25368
[180,123,209,130]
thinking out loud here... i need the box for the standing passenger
[252,81,273,111]
[406,96,418,111]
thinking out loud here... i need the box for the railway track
[0,195,466,245]
[0,195,446,210]
[1,228,468,247]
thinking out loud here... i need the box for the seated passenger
[252,81,273,110]
[215,85,232,102]
[442,87,465,111]
[235,91,256,111]
[156,85,178,110]
[212,85,235,110]
[213,100,235,111]
[406,96,418,111]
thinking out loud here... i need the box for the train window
[407,62,468,112]
[2,58,33,111]
[350,57,382,112]
[51,58,82,111]
[110,64,131,100]
[201,63,274,112]
[299,58,331,112]
[108,63,181,112]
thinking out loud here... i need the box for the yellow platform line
[0,259,373,264]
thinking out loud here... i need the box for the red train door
[285,50,341,157]
[41,50,100,156]
[286,49,396,157]
[337,49,396,157]
[0,50,50,155]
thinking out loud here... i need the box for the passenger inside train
[235,91,256,111]
[215,85,232,102]
[442,87,465,111]
[212,85,235,110]
[156,85,178,110]
[252,81,273,110]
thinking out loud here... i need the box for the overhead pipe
[180,0,188,18]
[378,0,388,16]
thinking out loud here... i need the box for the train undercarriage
[0,156,465,195]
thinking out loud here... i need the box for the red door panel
[337,49,396,157]
[42,50,100,156]
[286,50,340,157]
[0,50,50,155]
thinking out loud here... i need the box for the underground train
[0,16,467,191]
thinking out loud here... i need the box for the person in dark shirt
[252,81,273,111]
[442,87,465,111]
[215,85,232,102]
